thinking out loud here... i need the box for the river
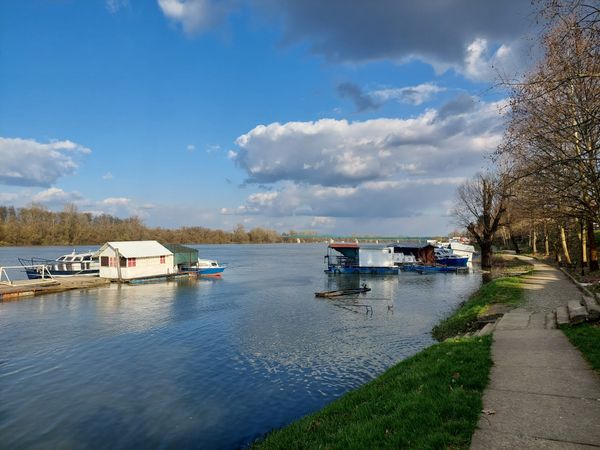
[0,244,481,449]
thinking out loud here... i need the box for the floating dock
[0,276,111,301]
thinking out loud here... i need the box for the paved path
[471,259,600,449]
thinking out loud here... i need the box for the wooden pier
[0,276,111,301]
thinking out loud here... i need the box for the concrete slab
[495,309,532,330]
[528,312,546,329]
[476,389,600,446]
[493,329,582,351]
[488,365,600,398]
[471,429,600,449]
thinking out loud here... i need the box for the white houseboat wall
[358,247,396,268]
[95,241,175,281]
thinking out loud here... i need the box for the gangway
[0,265,57,287]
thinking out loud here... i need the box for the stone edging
[558,266,598,300]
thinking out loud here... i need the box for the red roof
[328,243,359,248]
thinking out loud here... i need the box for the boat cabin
[388,244,436,265]
[325,243,397,274]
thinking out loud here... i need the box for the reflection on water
[0,244,481,449]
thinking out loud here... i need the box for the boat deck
[0,276,111,301]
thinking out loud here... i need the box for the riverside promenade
[471,259,600,449]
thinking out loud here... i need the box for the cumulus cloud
[157,0,235,34]
[229,178,466,219]
[0,137,91,187]
[32,188,83,205]
[102,172,114,180]
[255,0,533,80]
[233,97,505,187]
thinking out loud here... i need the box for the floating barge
[324,243,399,275]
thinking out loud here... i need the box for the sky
[0,0,538,236]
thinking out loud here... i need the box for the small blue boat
[194,259,226,277]
[434,247,469,267]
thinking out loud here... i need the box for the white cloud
[157,0,233,35]
[231,179,465,219]
[371,83,445,105]
[101,197,131,206]
[0,137,91,187]
[205,144,221,153]
[462,38,520,81]
[106,0,129,13]
[32,188,83,205]
[102,172,114,180]
[234,98,505,186]
[187,144,196,152]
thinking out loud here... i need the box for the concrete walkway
[471,259,600,449]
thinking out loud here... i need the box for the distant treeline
[0,205,284,246]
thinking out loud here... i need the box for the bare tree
[454,173,510,269]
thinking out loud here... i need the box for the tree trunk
[480,241,493,269]
[532,225,537,254]
[581,219,587,264]
[560,225,571,265]
[581,219,586,275]
[544,222,550,256]
[587,219,599,271]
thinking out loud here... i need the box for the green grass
[562,323,600,372]
[432,276,525,341]
[253,337,492,450]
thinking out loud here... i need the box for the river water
[0,244,481,449]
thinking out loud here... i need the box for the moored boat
[183,258,226,277]
[198,259,225,276]
[433,247,469,267]
[19,251,99,279]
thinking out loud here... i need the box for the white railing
[0,265,54,285]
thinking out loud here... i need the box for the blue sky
[0,0,536,235]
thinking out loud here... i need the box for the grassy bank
[432,275,525,341]
[562,324,600,372]
[254,337,492,450]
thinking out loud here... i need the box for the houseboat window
[120,257,127,267]
[101,256,109,267]
[127,258,136,267]
[160,255,165,264]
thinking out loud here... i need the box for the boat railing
[0,264,55,285]
[331,256,357,268]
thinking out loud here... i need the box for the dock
[0,276,111,301]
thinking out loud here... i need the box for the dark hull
[24,268,99,280]
[325,266,399,275]
[315,287,371,297]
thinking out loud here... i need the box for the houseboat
[324,243,399,274]
[95,241,175,282]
